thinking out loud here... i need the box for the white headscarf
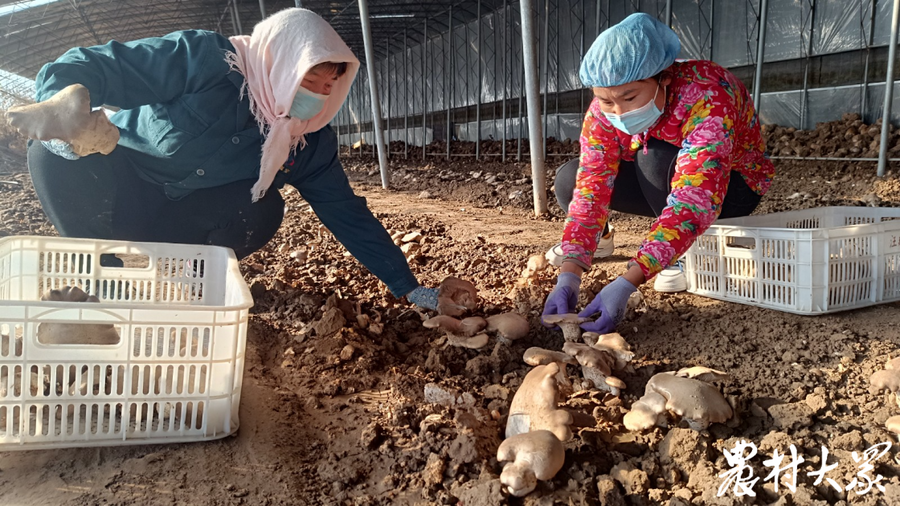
[226,8,360,201]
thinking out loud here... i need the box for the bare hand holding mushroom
[6,84,119,157]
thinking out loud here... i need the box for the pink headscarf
[226,8,360,201]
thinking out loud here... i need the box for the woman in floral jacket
[543,12,774,334]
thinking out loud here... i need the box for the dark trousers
[554,137,762,228]
[28,141,285,260]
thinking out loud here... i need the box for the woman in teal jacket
[8,8,439,309]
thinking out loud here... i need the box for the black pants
[27,141,284,260]
[554,137,762,227]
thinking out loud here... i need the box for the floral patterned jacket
[560,60,775,280]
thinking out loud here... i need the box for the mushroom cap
[541,313,585,326]
[676,366,731,384]
[437,277,478,316]
[887,357,900,370]
[595,333,631,352]
[623,392,668,431]
[886,415,900,435]
[523,347,577,366]
[646,373,733,431]
[423,315,461,333]
[486,313,530,341]
[42,286,99,303]
[497,430,566,495]
[526,254,549,273]
[605,376,626,389]
[458,316,488,337]
[447,333,490,349]
[870,369,900,394]
[562,342,613,375]
[507,363,573,441]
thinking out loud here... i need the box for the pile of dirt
[762,114,900,159]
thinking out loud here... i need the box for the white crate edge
[0,236,254,450]
[684,207,900,315]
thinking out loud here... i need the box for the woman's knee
[213,190,286,259]
[554,158,580,212]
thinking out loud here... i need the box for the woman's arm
[36,30,228,110]
[631,67,739,280]
[559,98,623,273]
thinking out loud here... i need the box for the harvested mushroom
[506,363,573,442]
[38,286,120,345]
[561,342,625,395]
[437,277,478,316]
[497,430,565,497]
[516,254,549,286]
[886,416,900,438]
[523,347,576,392]
[523,347,577,367]
[625,372,733,431]
[869,357,900,408]
[486,312,530,342]
[623,391,669,431]
[583,332,635,371]
[424,315,489,349]
[541,313,586,342]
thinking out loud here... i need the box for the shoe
[545,227,615,267]
[653,260,687,293]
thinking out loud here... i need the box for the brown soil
[1,125,900,505]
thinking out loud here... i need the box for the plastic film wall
[336,0,900,148]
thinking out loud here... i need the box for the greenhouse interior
[1,0,900,504]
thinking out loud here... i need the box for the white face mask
[289,86,328,120]
[602,84,664,135]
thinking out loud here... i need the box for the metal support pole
[404,29,409,159]
[232,0,243,35]
[520,0,549,215]
[294,0,302,7]
[518,62,524,161]
[423,19,428,160]
[502,0,508,162]
[596,0,602,35]
[878,0,900,177]
[358,0,390,187]
[580,0,586,114]
[386,40,391,156]
[258,0,266,19]
[447,7,453,161]
[542,0,550,156]
[799,0,816,130]
[665,0,672,26]
[709,0,715,59]
[229,2,238,34]
[862,0,878,122]
[752,0,769,110]
[476,0,482,160]
[464,22,470,149]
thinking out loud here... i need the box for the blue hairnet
[579,13,680,88]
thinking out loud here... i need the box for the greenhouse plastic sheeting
[339,0,896,139]
[757,81,900,130]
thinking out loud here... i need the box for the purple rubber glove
[578,276,637,334]
[541,272,581,327]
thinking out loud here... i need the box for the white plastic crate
[684,207,900,315]
[0,236,253,450]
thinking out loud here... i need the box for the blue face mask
[602,84,664,135]
[290,86,327,120]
